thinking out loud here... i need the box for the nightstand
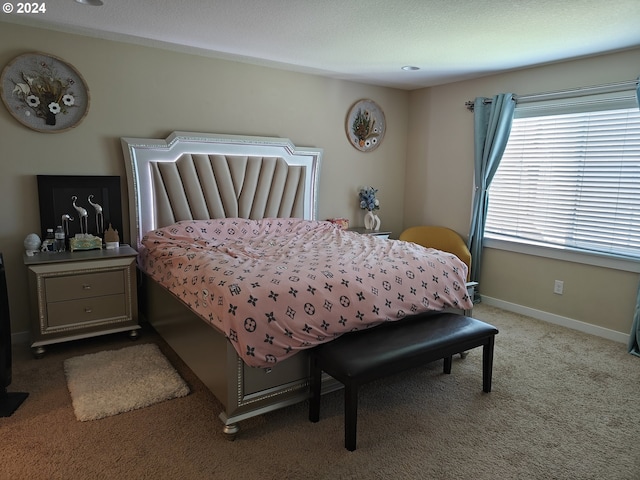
[348,227,392,239]
[24,245,139,357]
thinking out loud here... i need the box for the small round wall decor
[0,52,90,133]
[346,99,385,152]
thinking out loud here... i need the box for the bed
[122,131,473,438]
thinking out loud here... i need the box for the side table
[348,227,392,239]
[24,245,139,357]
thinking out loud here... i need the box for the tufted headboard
[122,131,323,250]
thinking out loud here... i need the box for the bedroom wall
[405,47,640,339]
[3,22,638,344]
[0,22,409,336]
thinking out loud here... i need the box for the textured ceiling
[2,0,640,90]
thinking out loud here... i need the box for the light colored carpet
[2,305,639,479]
[63,343,190,421]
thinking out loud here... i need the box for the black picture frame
[36,175,122,242]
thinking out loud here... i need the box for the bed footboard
[140,274,340,438]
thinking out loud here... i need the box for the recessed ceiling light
[401,66,420,71]
[75,0,104,5]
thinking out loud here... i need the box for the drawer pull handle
[84,308,92,314]
[82,284,92,290]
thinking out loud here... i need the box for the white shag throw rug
[64,343,190,421]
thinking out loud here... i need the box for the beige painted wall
[0,23,409,335]
[405,47,640,336]
[2,22,638,340]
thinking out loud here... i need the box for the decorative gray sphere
[24,233,41,252]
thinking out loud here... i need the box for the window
[485,95,640,261]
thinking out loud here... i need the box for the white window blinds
[485,101,640,260]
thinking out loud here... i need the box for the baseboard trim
[481,296,630,345]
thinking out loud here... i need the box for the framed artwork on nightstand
[36,175,122,241]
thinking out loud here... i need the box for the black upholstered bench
[308,312,498,451]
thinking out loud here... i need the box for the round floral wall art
[0,52,89,133]
[346,99,385,152]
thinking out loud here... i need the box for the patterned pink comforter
[140,218,473,367]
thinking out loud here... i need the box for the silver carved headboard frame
[122,131,323,250]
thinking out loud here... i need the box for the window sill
[484,238,640,273]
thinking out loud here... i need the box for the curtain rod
[465,77,639,112]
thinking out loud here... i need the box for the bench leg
[482,335,495,393]
[345,383,358,451]
[443,356,452,374]
[309,355,321,423]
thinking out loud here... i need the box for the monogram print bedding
[140,218,473,368]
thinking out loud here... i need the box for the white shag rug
[64,343,190,421]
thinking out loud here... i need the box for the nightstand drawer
[47,294,127,327]
[45,271,125,302]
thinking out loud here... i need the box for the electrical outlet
[554,280,564,295]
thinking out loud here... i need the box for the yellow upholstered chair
[398,226,472,281]
[400,225,477,346]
